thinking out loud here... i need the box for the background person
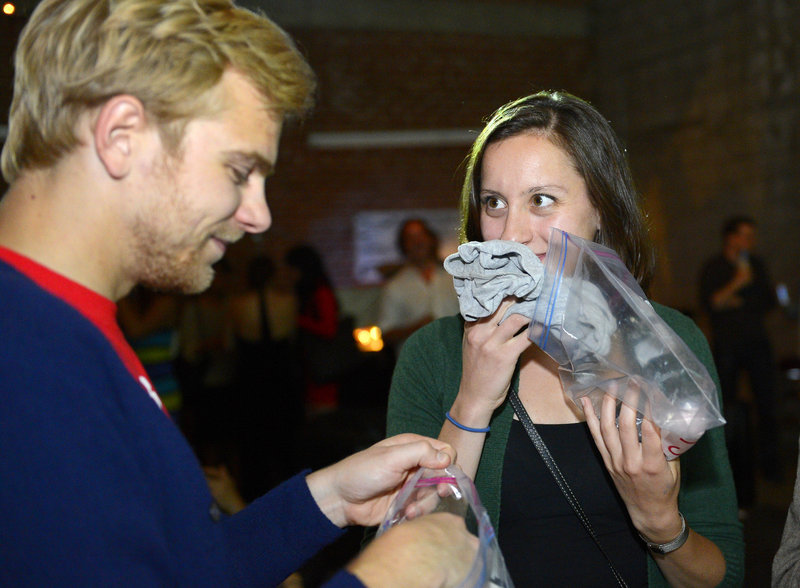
[377,218,460,352]
[699,215,781,514]
[0,1,477,585]
[229,254,303,500]
[385,91,743,587]
[286,243,344,416]
[118,287,184,421]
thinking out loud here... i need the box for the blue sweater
[0,257,362,587]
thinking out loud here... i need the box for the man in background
[0,1,476,585]
[699,215,780,514]
[378,218,460,351]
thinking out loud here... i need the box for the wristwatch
[638,512,689,555]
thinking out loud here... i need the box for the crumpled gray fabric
[443,240,545,322]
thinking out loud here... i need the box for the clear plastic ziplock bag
[528,228,726,459]
[377,465,514,588]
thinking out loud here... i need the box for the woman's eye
[532,193,555,207]
[481,195,506,211]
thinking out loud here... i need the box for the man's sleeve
[221,472,347,587]
[323,570,367,588]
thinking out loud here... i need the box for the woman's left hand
[581,393,683,543]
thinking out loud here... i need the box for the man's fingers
[377,434,456,470]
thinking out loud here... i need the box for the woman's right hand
[440,298,531,479]
[451,297,533,423]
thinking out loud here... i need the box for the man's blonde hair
[1,0,316,183]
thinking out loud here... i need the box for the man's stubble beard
[131,214,215,295]
[128,162,216,295]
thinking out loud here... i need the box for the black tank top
[499,419,648,587]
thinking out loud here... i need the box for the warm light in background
[354,326,383,352]
[2,3,15,15]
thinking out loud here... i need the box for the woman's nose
[500,208,533,244]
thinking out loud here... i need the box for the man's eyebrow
[253,155,274,177]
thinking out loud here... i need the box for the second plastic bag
[528,228,726,459]
[377,465,514,588]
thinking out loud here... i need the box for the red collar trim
[0,246,168,416]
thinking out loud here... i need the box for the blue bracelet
[445,411,490,433]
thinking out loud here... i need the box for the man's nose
[236,183,272,233]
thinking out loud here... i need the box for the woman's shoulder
[650,301,703,339]
[402,314,464,355]
[649,301,715,372]
[415,314,464,339]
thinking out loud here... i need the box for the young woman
[386,91,743,587]
[286,244,342,415]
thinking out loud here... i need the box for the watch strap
[638,512,689,555]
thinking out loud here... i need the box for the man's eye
[230,167,251,186]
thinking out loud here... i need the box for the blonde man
[0,1,476,586]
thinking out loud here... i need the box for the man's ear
[93,95,148,180]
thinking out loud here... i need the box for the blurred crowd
[119,246,395,507]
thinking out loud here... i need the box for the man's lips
[211,237,228,254]
[210,234,241,256]
[211,230,244,250]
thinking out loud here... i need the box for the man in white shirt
[378,218,459,351]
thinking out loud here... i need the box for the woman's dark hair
[459,90,655,290]
[285,244,334,314]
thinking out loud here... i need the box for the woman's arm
[387,299,530,480]
[583,395,726,587]
[438,299,531,478]
[582,304,743,587]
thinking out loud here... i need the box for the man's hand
[347,512,478,588]
[711,261,752,309]
[306,433,456,528]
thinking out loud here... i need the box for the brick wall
[593,0,800,357]
[0,12,591,291]
[236,26,591,289]
[3,1,799,351]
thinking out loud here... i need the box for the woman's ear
[93,95,148,180]
[593,210,602,242]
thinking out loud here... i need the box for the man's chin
[140,266,215,295]
[182,268,216,294]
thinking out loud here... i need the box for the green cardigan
[387,303,744,587]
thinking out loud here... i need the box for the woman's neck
[516,345,584,424]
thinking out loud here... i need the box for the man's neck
[0,171,130,300]
[412,259,436,282]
